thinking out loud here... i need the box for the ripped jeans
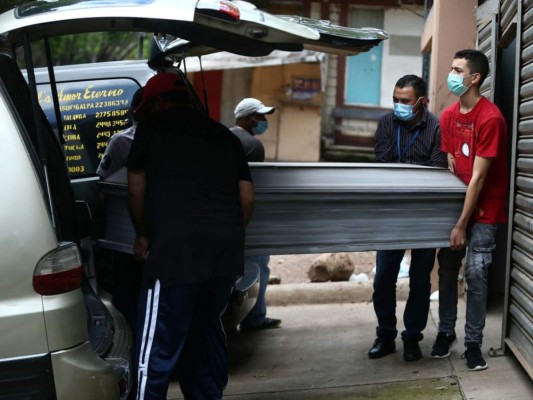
[437,223,498,346]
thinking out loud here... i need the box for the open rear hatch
[0,0,388,59]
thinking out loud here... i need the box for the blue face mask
[447,72,474,97]
[393,98,420,121]
[393,102,415,121]
[252,119,268,135]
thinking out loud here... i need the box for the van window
[38,78,141,178]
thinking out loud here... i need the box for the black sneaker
[431,332,457,358]
[462,343,488,371]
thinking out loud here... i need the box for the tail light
[196,0,241,23]
[33,242,83,295]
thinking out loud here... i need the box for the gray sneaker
[431,332,457,358]
[461,343,488,371]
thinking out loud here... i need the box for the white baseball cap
[234,98,275,119]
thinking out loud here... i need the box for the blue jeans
[373,248,436,341]
[241,255,270,326]
[437,223,497,346]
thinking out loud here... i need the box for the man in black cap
[128,72,254,400]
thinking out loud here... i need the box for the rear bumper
[0,341,125,400]
[51,341,121,400]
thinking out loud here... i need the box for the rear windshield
[38,78,140,178]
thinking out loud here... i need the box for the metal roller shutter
[501,0,518,31]
[505,0,533,379]
[476,3,498,100]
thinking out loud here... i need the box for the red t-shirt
[440,96,508,224]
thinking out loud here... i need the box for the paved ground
[168,295,532,399]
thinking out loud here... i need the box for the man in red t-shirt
[431,49,508,371]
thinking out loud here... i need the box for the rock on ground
[269,252,376,284]
[308,253,355,282]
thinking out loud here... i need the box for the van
[0,1,393,398]
[0,47,132,399]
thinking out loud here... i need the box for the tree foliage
[33,32,145,66]
[15,32,147,68]
[2,1,149,66]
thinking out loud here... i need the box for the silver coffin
[97,163,467,255]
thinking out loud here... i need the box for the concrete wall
[324,5,425,145]
[380,8,425,108]
[421,0,477,116]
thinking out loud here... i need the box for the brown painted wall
[251,63,322,161]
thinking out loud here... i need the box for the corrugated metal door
[476,1,498,100]
[505,0,533,379]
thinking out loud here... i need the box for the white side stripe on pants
[137,280,161,400]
